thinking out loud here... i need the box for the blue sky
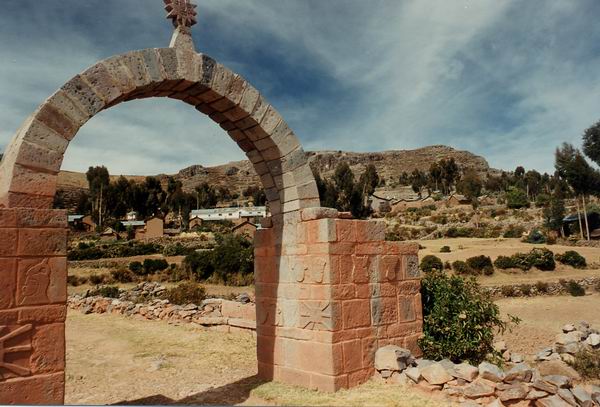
[2,0,600,175]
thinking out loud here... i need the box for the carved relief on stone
[404,255,420,278]
[299,301,333,331]
[258,301,283,327]
[0,324,33,381]
[18,259,51,306]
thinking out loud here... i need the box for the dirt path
[495,292,600,357]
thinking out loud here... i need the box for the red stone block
[355,284,370,299]
[18,304,67,324]
[0,258,17,309]
[337,254,353,284]
[0,372,64,405]
[352,256,369,283]
[342,339,363,373]
[342,299,371,329]
[0,209,17,227]
[398,280,421,296]
[371,296,398,326]
[274,365,312,389]
[348,368,373,388]
[335,219,356,242]
[331,284,355,301]
[355,242,384,255]
[380,255,400,282]
[30,323,65,374]
[0,309,18,324]
[17,257,66,306]
[355,220,385,242]
[16,209,67,228]
[18,229,67,256]
[404,333,423,356]
[257,361,275,380]
[379,282,397,297]
[329,242,355,255]
[398,296,417,322]
[312,330,356,344]
[0,229,18,256]
[310,372,348,392]
[361,336,377,368]
[287,341,343,376]
[35,103,77,141]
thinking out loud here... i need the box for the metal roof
[68,215,84,222]
[121,220,146,226]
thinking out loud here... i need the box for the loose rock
[420,363,454,385]
[479,362,505,382]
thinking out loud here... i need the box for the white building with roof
[190,206,267,221]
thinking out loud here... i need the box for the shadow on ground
[115,375,266,406]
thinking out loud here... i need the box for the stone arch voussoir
[0,47,320,216]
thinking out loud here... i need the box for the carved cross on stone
[164,0,198,28]
[0,324,33,380]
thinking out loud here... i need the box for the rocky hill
[57,145,493,203]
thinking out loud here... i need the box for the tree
[514,166,525,178]
[457,169,482,207]
[428,162,443,192]
[524,170,542,199]
[333,162,355,211]
[543,191,566,236]
[583,120,600,165]
[358,164,379,196]
[410,169,428,197]
[86,166,110,227]
[313,169,338,209]
[440,158,460,195]
[195,182,218,209]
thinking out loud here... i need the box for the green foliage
[163,282,206,305]
[565,280,585,296]
[456,169,483,206]
[571,348,600,379]
[89,285,120,298]
[501,285,517,297]
[535,193,551,208]
[505,187,530,209]
[451,260,472,275]
[494,256,515,270]
[466,256,494,275]
[129,261,143,274]
[163,242,193,257]
[583,120,600,166]
[420,255,444,273]
[67,241,162,261]
[528,248,556,271]
[511,252,534,271]
[555,251,587,269]
[142,258,169,274]
[445,227,475,238]
[543,192,566,233]
[440,246,451,253]
[525,229,546,244]
[183,234,254,286]
[519,284,532,296]
[419,271,516,363]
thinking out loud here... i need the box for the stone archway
[0,4,422,404]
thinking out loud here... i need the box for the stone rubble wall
[485,277,600,299]
[67,286,257,335]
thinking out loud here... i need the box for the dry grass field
[419,238,600,286]
[65,312,441,406]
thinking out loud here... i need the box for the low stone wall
[485,277,600,299]
[68,293,257,335]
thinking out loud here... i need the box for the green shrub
[89,273,105,285]
[419,271,517,363]
[519,284,532,296]
[445,227,474,238]
[570,348,600,379]
[503,225,526,238]
[566,280,585,297]
[440,246,451,253]
[444,261,452,270]
[129,261,143,274]
[494,256,515,269]
[89,285,120,298]
[525,229,546,244]
[511,252,533,271]
[111,268,135,283]
[163,243,193,257]
[420,255,444,273]
[183,251,215,280]
[466,256,493,275]
[595,280,600,292]
[451,260,472,275]
[143,258,169,274]
[164,282,206,305]
[556,251,587,269]
[528,248,555,271]
[535,281,549,294]
[501,285,517,297]
[506,187,530,209]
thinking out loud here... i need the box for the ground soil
[496,292,600,358]
[65,311,440,406]
[419,238,600,286]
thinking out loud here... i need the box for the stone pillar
[0,208,67,405]
[255,208,422,392]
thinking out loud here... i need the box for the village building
[188,216,203,230]
[99,227,119,241]
[126,211,139,221]
[189,206,267,222]
[446,194,471,207]
[130,217,165,240]
[368,194,393,214]
[232,220,259,239]
[67,214,96,232]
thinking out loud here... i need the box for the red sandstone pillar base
[255,208,422,392]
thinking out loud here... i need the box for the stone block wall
[0,208,67,404]
[255,208,422,392]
